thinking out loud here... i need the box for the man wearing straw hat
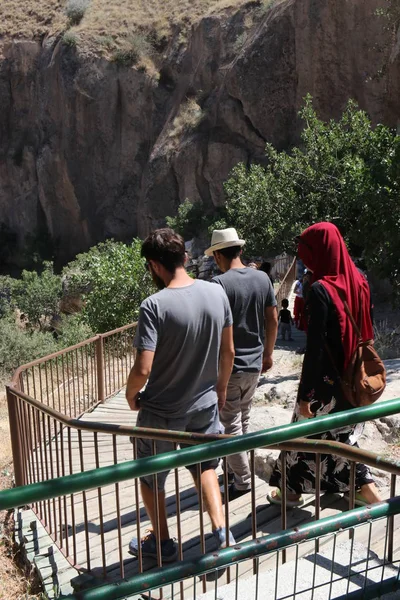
[206,228,278,501]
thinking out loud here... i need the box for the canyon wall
[0,0,399,267]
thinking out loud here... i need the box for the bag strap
[338,288,363,340]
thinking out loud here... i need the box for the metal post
[6,386,24,487]
[95,335,105,403]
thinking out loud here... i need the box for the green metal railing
[56,499,400,600]
[2,398,400,600]
[2,397,400,511]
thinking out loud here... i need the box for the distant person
[293,277,304,329]
[300,269,312,332]
[259,261,275,285]
[126,228,235,562]
[278,299,293,341]
[268,222,382,508]
[206,228,278,501]
[247,262,258,269]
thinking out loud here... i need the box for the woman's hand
[299,400,314,419]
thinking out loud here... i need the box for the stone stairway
[196,540,399,600]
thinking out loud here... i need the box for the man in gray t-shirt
[206,228,278,501]
[126,228,235,563]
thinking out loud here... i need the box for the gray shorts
[136,404,220,491]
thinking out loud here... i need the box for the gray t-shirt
[134,279,233,418]
[212,268,276,373]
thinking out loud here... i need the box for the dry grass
[0,392,43,600]
[0,0,251,51]
[0,0,67,39]
[168,99,204,139]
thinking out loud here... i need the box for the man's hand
[125,349,154,411]
[262,353,273,373]
[217,389,227,412]
[127,392,141,411]
[299,400,314,419]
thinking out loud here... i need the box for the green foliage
[62,31,78,47]
[224,96,400,296]
[166,199,227,240]
[0,316,58,378]
[65,0,90,26]
[13,262,62,329]
[57,314,94,348]
[0,276,17,317]
[63,239,155,333]
[112,33,154,65]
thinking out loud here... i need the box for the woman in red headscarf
[268,222,381,507]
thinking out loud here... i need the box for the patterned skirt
[269,399,374,494]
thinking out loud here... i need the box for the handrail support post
[6,386,24,487]
[96,335,105,403]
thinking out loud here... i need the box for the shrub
[112,33,154,66]
[166,199,227,241]
[13,262,62,330]
[169,99,204,138]
[63,239,155,333]
[57,314,94,348]
[65,0,90,26]
[63,31,78,47]
[374,320,400,360]
[0,316,58,379]
[0,276,17,317]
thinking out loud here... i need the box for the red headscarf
[297,222,373,368]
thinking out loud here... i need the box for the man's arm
[216,326,235,411]
[262,305,278,372]
[126,350,154,410]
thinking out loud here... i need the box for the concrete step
[196,540,399,600]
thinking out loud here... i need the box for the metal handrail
[2,396,400,510]
[17,498,400,600]
[11,334,101,388]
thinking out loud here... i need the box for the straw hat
[204,228,245,257]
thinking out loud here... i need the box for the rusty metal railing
[275,257,296,306]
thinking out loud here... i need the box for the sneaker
[213,527,236,549]
[223,483,251,502]
[128,530,178,562]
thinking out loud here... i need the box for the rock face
[0,0,399,267]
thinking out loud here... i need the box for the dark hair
[281,298,289,308]
[259,261,272,274]
[141,228,185,273]
[216,245,242,260]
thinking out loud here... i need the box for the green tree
[13,262,62,329]
[224,96,400,295]
[63,239,155,332]
[166,199,227,240]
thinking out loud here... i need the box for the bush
[65,0,90,26]
[0,316,58,379]
[112,33,154,66]
[166,199,227,241]
[169,99,204,138]
[13,262,62,330]
[0,276,17,317]
[63,239,155,333]
[57,314,95,348]
[63,31,78,47]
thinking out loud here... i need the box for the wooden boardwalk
[21,388,396,599]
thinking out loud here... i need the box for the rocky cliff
[0,0,399,268]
